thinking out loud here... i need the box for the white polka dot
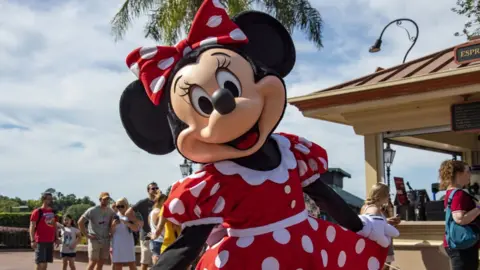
[214,250,229,268]
[308,217,318,231]
[229,28,247,41]
[236,236,254,248]
[212,0,226,9]
[139,46,158,59]
[321,249,328,267]
[301,235,313,253]
[183,46,192,56]
[194,205,202,218]
[295,143,310,154]
[212,196,225,213]
[210,183,220,196]
[308,158,318,172]
[207,15,222,28]
[261,257,279,270]
[338,251,346,267]
[157,57,175,70]
[284,185,291,194]
[273,229,290,244]
[129,62,139,77]
[299,137,312,147]
[318,157,328,170]
[326,226,336,243]
[150,76,166,94]
[291,200,296,209]
[189,180,206,197]
[355,239,365,254]
[168,198,185,215]
[200,37,217,47]
[190,171,206,179]
[297,160,307,176]
[367,257,380,270]
[340,226,348,231]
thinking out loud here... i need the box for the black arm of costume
[303,178,364,232]
[153,224,215,270]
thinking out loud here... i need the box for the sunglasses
[150,187,159,191]
[116,205,126,209]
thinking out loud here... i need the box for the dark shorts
[149,240,162,257]
[446,247,479,270]
[61,252,76,258]
[35,242,54,264]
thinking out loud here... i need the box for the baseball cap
[99,192,111,200]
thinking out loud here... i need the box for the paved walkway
[0,251,89,270]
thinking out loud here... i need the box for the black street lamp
[180,158,193,177]
[383,143,396,189]
[369,18,419,64]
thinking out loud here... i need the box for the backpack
[445,189,479,249]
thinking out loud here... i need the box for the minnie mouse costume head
[120,1,398,269]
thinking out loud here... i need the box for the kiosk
[289,38,480,270]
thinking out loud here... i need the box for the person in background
[126,182,159,270]
[78,192,115,270]
[440,160,479,270]
[111,197,142,270]
[29,192,60,270]
[109,201,118,269]
[361,183,400,270]
[57,214,81,270]
[148,192,168,265]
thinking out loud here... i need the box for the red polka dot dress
[163,133,388,270]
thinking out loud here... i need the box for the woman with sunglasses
[111,197,142,270]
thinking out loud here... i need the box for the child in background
[57,214,81,270]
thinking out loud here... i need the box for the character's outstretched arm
[303,178,364,232]
[153,224,215,270]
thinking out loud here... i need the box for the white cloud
[0,0,466,204]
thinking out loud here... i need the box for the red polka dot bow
[126,0,249,105]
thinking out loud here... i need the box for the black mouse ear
[119,80,175,155]
[233,11,296,77]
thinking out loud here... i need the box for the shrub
[0,212,31,228]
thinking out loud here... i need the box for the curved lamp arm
[370,18,419,63]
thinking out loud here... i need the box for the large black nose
[211,88,236,115]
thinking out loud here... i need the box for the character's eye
[190,86,213,117]
[216,70,242,97]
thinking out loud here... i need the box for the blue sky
[0,0,467,203]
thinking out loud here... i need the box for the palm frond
[110,0,158,42]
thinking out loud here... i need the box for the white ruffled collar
[213,134,297,186]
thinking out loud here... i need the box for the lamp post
[369,18,419,64]
[179,158,193,177]
[383,143,396,189]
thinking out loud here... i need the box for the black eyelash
[179,81,194,97]
[216,56,231,69]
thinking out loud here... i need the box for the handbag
[445,189,479,249]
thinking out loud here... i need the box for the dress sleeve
[162,169,229,229]
[279,133,328,187]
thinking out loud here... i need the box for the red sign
[394,177,408,205]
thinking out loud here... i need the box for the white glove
[357,215,399,248]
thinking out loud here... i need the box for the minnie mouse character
[120,0,399,269]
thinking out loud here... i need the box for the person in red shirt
[29,192,60,270]
[441,160,479,270]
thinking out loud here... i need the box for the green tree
[65,204,93,223]
[111,0,323,49]
[452,0,480,39]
